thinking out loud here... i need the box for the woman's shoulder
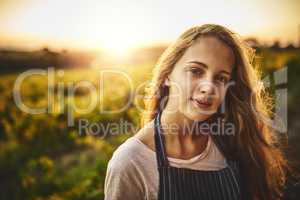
[108,119,156,170]
[133,119,156,151]
[105,124,157,200]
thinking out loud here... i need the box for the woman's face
[165,36,235,121]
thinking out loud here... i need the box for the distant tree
[61,49,68,54]
[244,37,261,49]
[42,47,50,53]
[284,43,296,50]
[270,40,281,51]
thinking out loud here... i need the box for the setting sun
[97,31,137,57]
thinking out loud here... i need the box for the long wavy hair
[141,24,291,200]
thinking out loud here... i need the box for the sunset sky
[0,0,299,52]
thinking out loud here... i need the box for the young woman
[104,24,290,200]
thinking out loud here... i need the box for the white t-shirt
[104,135,228,200]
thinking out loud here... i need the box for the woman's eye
[189,68,204,76]
[217,76,228,83]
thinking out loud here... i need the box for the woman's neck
[159,107,209,159]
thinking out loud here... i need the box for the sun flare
[101,39,133,58]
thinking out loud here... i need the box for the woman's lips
[191,98,212,109]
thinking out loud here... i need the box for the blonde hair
[142,24,291,199]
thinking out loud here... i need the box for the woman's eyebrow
[219,70,231,76]
[186,61,208,69]
[186,61,231,75]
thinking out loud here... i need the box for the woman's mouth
[191,98,213,109]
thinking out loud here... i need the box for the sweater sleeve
[104,150,145,200]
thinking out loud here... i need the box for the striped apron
[154,110,243,200]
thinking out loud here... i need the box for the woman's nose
[199,81,215,95]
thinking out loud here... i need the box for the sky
[0,0,299,52]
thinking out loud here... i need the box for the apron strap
[154,109,169,168]
[210,134,238,162]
